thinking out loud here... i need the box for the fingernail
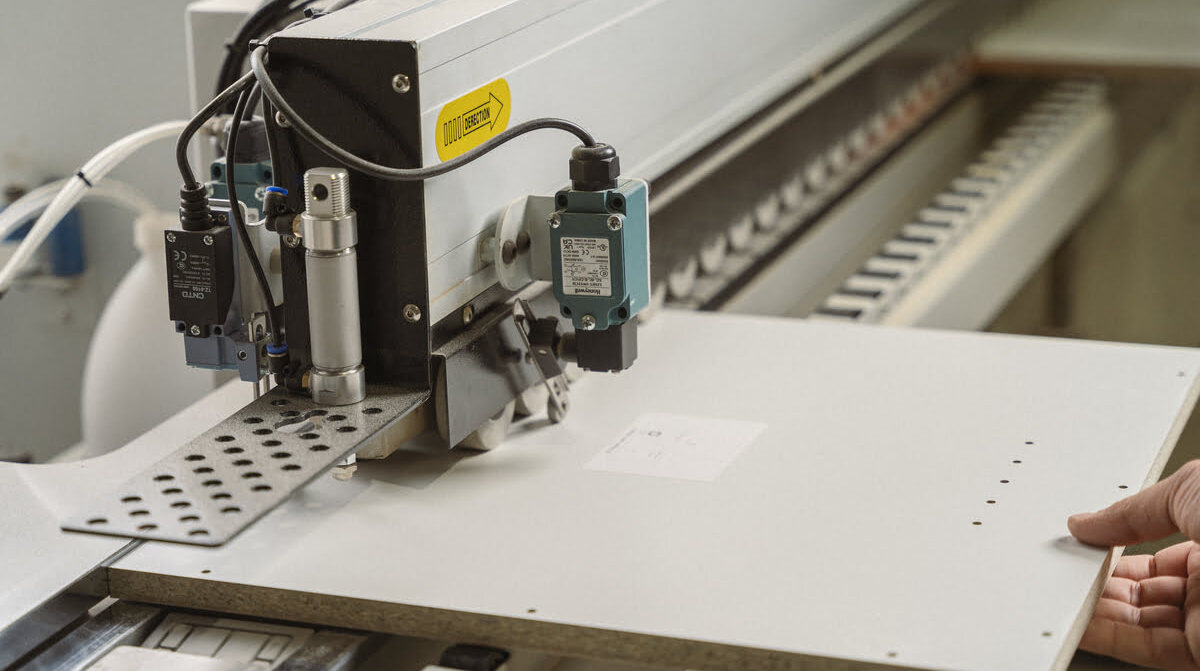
[1068,514,1086,524]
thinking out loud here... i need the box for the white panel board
[111,311,1200,671]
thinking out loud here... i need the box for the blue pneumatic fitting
[265,341,288,355]
[265,186,288,195]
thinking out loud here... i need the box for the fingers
[1113,543,1197,581]
[1103,577,1187,607]
[1079,618,1199,670]
[1094,598,1184,629]
[1070,462,1200,547]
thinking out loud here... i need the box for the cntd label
[435,79,511,161]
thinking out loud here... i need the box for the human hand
[1069,462,1200,670]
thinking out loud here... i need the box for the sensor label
[587,413,767,482]
[560,236,612,297]
[435,79,511,161]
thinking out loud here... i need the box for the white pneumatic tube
[0,121,187,294]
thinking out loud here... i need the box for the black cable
[227,84,283,347]
[214,0,316,112]
[250,46,597,182]
[177,71,256,189]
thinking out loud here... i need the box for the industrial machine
[5,0,1197,670]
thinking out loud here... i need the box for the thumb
[1069,461,1200,547]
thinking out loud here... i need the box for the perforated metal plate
[63,385,428,546]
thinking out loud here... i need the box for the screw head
[203,235,214,246]
[274,110,290,128]
[607,214,623,231]
[391,74,411,94]
[403,304,422,323]
[189,325,202,336]
[501,240,517,265]
[237,350,248,361]
[166,232,177,243]
[462,304,475,325]
[283,234,301,248]
[548,213,562,229]
[580,314,596,331]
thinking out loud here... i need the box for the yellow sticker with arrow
[435,78,511,162]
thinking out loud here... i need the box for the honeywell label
[560,236,612,297]
[586,413,766,482]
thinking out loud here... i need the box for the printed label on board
[586,413,766,482]
[560,236,612,297]
[435,79,511,161]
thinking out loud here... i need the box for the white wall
[0,0,197,461]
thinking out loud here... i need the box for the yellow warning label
[435,79,511,162]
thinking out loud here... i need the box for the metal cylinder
[302,168,366,405]
[305,249,362,370]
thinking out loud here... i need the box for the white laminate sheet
[110,311,1200,671]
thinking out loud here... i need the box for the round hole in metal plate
[299,433,319,440]
[223,447,244,454]
[271,452,291,459]
[1000,480,1010,484]
[232,459,252,467]
[253,428,272,435]
[185,454,205,461]
[215,435,235,442]
[121,496,141,504]
[271,399,289,406]
[281,410,300,418]
[180,515,200,523]
[987,499,997,504]
[222,506,242,514]
[282,464,301,471]
[243,471,263,479]
[328,414,346,422]
[211,492,232,500]
[252,484,272,492]
[162,487,182,495]
[263,439,282,447]
[1119,485,1129,489]
[138,523,158,531]
[194,466,214,474]
[364,407,383,415]
[189,529,210,537]
[337,426,357,433]
[129,509,150,517]
[310,444,330,452]
[307,409,328,417]
[202,479,222,487]
[244,417,264,424]
[171,501,191,509]
[87,517,108,525]
[153,474,174,482]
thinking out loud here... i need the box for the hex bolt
[607,214,623,231]
[548,213,562,229]
[462,304,475,325]
[274,110,290,128]
[501,240,517,265]
[166,232,177,243]
[403,304,422,323]
[203,235,214,246]
[391,74,411,94]
[580,314,596,331]
[189,325,202,336]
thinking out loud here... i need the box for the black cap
[569,143,620,191]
